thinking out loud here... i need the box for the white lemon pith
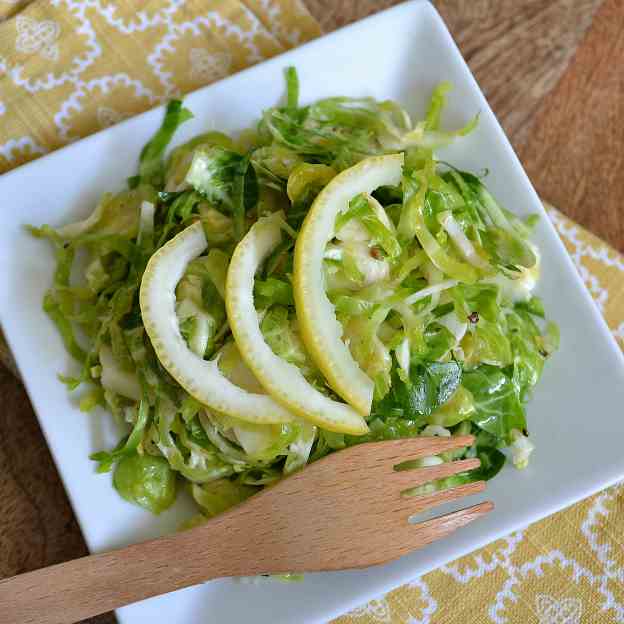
[226,212,368,435]
[139,221,293,424]
[293,154,404,415]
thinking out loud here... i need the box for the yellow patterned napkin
[0,0,319,171]
[1,3,623,623]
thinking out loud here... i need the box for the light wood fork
[0,435,492,624]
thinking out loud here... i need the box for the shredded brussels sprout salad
[29,68,559,520]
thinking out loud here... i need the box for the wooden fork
[0,435,492,624]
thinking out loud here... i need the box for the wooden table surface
[1,1,621,623]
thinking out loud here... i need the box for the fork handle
[0,510,264,624]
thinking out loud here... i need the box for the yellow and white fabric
[0,0,320,172]
[0,2,622,622]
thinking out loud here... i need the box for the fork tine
[354,435,475,468]
[398,480,487,517]
[392,501,494,557]
[392,457,481,492]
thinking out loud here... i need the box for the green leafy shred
[463,365,525,445]
[139,100,193,187]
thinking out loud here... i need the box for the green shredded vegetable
[30,66,557,524]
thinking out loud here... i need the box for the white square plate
[1,2,624,622]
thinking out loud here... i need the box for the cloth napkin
[0,2,623,622]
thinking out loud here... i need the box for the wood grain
[0,369,111,624]
[0,2,614,624]
[0,438,491,624]
[434,0,602,151]
[519,0,624,252]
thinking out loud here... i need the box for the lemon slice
[226,212,368,435]
[293,154,404,415]
[140,221,293,424]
